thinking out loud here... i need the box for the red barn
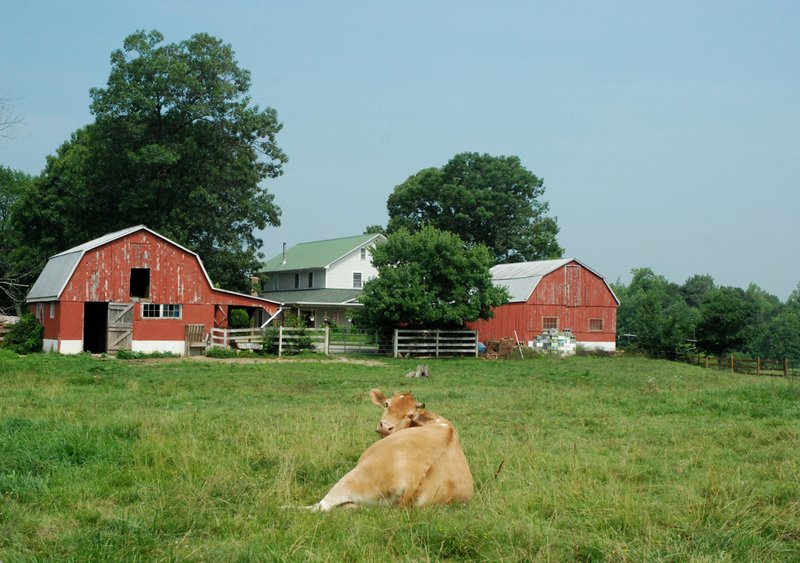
[467,259,619,352]
[26,225,279,355]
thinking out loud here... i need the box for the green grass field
[1,350,798,561]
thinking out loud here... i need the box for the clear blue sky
[3,1,799,299]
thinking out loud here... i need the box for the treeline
[613,269,800,361]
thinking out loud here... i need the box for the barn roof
[26,225,280,305]
[261,233,385,272]
[491,258,620,304]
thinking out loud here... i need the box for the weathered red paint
[467,260,618,347]
[31,228,278,353]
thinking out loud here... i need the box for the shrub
[2,314,43,354]
[229,309,251,329]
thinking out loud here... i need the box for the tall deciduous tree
[386,152,562,264]
[355,227,508,331]
[0,166,34,314]
[696,286,757,357]
[12,30,287,291]
[614,268,697,357]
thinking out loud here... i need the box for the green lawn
[1,350,798,561]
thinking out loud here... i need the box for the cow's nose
[376,420,395,436]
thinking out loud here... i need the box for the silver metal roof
[26,225,281,305]
[491,258,619,305]
[491,259,574,302]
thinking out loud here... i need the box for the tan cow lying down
[308,389,473,511]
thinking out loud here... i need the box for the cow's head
[369,389,428,437]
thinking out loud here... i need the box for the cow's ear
[370,389,386,406]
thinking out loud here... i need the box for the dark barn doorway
[84,302,108,353]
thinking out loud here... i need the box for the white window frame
[294,273,300,289]
[589,318,604,332]
[360,247,367,260]
[353,272,363,289]
[542,316,559,331]
[49,302,56,319]
[308,271,314,288]
[142,303,182,319]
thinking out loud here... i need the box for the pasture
[1,350,798,561]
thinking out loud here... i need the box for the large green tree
[12,30,287,291]
[386,152,562,264]
[696,286,757,357]
[355,227,508,331]
[614,268,697,357]
[0,166,34,314]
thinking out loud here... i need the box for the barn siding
[34,228,279,355]
[468,261,617,349]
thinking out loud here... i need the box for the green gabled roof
[260,288,363,306]
[261,234,385,272]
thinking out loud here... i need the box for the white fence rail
[210,326,330,356]
[393,329,478,358]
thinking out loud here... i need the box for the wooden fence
[393,329,478,358]
[683,353,799,377]
[210,326,330,356]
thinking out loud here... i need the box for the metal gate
[107,302,133,352]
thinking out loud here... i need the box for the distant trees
[615,271,800,360]
[355,227,508,332]
[0,166,34,314]
[385,152,562,264]
[11,30,287,292]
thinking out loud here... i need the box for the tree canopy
[386,152,562,264]
[0,166,34,314]
[355,226,508,331]
[11,30,287,291]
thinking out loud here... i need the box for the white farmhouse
[259,233,385,328]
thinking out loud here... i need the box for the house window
[360,247,367,260]
[308,272,314,288]
[130,268,150,298]
[542,317,558,331]
[49,303,56,319]
[353,272,363,289]
[589,318,604,332]
[142,304,181,319]
[35,303,44,321]
[272,276,279,290]
[294,273,300,289]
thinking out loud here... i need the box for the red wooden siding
[468,261,618,347]
[37,228,278,353]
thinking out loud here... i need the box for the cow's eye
[384,401,390,408]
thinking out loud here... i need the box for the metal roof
[26,225,280,306]
[27,226,160,302]
[260,288,363,306]
[491,258,619,304]
[261,234,385,272]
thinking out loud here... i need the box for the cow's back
[310,420,473,510]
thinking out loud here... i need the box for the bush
[229,309,251,329]
[2,314,43,354]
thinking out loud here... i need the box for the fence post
[393,329,399,358]
[324,326,329,355]
[278,326,284,357]
[756,357,760,376]
[731,353,735,373]
[704,356,709,369]
[785,357,790,378]
[435,329,440,358]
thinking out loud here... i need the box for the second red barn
[467,259,619,352]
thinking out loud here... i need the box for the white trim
[59,340,83,354]
[132,340,185,356]
[577,341,616,352]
